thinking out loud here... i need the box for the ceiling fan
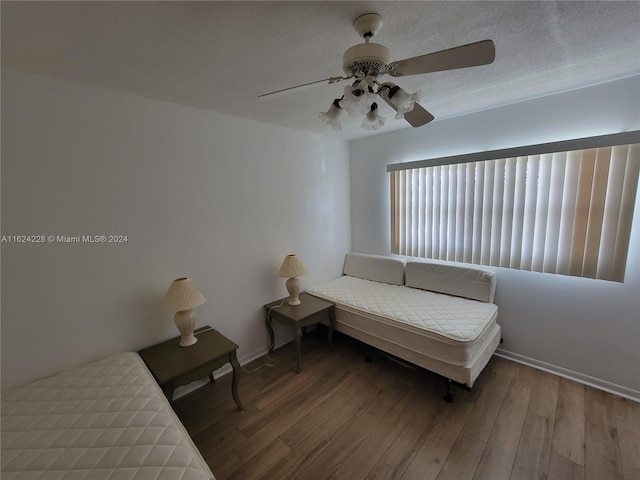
[258,13,496,131]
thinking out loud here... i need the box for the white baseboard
[495,348,640,403]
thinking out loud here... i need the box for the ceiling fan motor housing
[343,42,390,76]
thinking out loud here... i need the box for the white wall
[350,76,640,399]
[1,69,351,390]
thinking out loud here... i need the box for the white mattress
[306,275,499,367]
[1,352,214,480]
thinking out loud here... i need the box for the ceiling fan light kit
[263,12,495,132]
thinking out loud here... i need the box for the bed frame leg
[443,379,454,403]
[364,351,373,363]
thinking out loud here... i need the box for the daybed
[306,253,500,397]
[1,352,214,480]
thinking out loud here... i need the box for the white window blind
[389,133,640,282]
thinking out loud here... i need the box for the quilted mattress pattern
[1,352,214,480]
[306,275,498,343]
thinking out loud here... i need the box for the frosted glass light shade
[162,277,206,347]
[319,100,343,130]
[388,85,421,119]
[278,254,307,306]
[339,81,375,117]
[362,103,385,130]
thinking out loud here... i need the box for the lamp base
[174,309,198,347]
[285,277,302,306]
[179,335,198,347]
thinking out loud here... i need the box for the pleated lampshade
[161,277,206,312]
[277,255,307,278]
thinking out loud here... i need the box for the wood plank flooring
[173,331,640,480]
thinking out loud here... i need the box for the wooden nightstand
[264,292,336,373]
[139,326,243,409]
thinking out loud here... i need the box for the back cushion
[343,253,405,286]
[405,260,496,303]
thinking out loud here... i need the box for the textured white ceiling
[2,1,639,140]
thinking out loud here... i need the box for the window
[389,132,640,282]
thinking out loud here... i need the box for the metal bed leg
[443,378,454,403]
[364,351,373,363]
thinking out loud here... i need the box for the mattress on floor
[1,352,214,480]
[306,275,499,367]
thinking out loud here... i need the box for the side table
[264,292,336,373]
[139,326,243,409]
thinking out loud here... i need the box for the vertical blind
[390,140,640,282]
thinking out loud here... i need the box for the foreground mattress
[307,275,500,384]
[1,352,214,480]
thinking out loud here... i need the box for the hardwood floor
[173,331,640,480]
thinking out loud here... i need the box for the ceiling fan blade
[258,76,348,100]
[402,102,435,127]
[388,39,495,77]
[379,88,434,127]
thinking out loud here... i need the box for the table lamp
[277,254,307,306]
[161,277,206,347]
